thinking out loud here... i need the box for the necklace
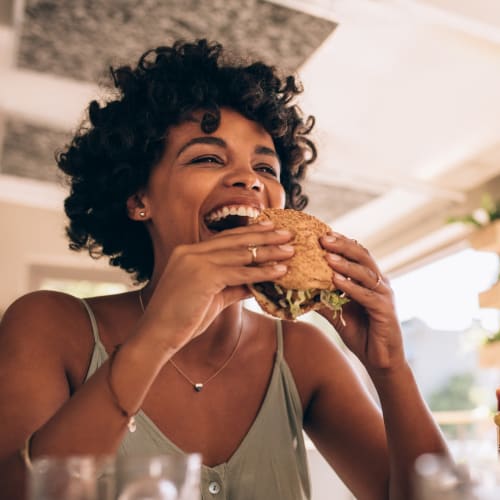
[138,289,243,392]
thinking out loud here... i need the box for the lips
[204,204,262,232]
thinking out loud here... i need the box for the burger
[248,208,349,320]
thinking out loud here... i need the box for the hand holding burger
[248,209,349,320]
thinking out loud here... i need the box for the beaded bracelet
[108,344,137,433]
[18,346,136,471]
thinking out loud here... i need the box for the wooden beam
[0,69,99,130]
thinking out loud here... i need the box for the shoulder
[4,289,83,311]
[2,290,84,329]
[0,291,93,367]
[1,290,88,336]
[281,317,355,411]
[282,317,350,375]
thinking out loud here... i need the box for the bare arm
[301,232,450,499]
[288,322,390,499]
[0,222,295,498]
[0,291,170,499]
[368,361,449,500]
[290,321,447,500]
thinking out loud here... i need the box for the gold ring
[248,244,258,264]
[373,275,382,290]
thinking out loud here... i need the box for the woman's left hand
[318,232,406,373]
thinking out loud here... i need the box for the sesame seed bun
[248,208,338,320]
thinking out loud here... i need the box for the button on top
[208,481,221,495]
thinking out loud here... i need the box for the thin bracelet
[107,344,137,433]
[19,433,34,470]
[18,347,137,471]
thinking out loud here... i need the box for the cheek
[269,182,286,208]
[176,174,214,204]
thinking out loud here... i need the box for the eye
[255,164,279,177]
[190,155,224,165]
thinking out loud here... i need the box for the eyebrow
[176,136,280,162]
[176,137,226,158]
[255,145,280,160]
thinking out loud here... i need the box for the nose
[223,165,264,192]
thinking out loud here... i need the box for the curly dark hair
[57,39,317,282]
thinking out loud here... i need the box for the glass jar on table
[28,456,99,500]
[115,453,201,500]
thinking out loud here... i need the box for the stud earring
[139,211,146,218]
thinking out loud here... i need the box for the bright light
[391,249,499,331]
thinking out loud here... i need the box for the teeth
[205,205,261,223]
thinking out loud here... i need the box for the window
[392,248,499,450]
[29,262,132,298]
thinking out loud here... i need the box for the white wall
[0,198,129,313]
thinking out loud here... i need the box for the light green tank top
[82,300,311,499]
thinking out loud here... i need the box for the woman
[0,39,448,499]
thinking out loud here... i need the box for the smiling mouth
[204,205,261,232]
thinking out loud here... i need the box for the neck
[183,304,245,362]
[139,282,245,366]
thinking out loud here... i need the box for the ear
[126,192,149,221]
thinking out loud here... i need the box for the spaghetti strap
[275,320,284,361]
[80,298,102,346]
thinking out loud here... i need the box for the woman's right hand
[136,221,294,356]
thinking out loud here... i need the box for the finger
[193,227,294,254]
[320,233,381,274]
[325,253,383,292]
[332,271,388,308]
[220,285,252,308]
[212,262,289,288]
[206,242,294,266]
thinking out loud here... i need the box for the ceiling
[1,0,500,276]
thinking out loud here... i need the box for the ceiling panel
[1,118,69,183]
[18,0,335,81]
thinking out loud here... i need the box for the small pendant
[194,383,203,392]
[128,416,137,433]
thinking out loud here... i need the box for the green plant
[485,330,500,344]
[427,372,477,439]
[428,372,476,411]
[447,193,500,227]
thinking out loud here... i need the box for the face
[136,107,286,260]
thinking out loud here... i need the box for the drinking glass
[414,452,500,499]
[115,453,201,500]
[28,456,98,500]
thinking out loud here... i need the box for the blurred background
[1,1,500,498]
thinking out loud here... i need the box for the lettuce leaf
[272,284,350,320]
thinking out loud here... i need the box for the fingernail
[258,220,273,226]
[273,264,287,272]
[275,229,292,236]
[335,273,346,281]
[323,235,336,243]
[328,253,341,261]
[278,244,294,252]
